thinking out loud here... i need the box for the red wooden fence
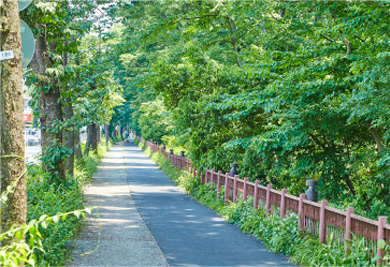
[138,136,389,263]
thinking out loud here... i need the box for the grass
[25,140,110,266]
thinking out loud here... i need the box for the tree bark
[369,127,385,153]
[91,123,98,153]
[74,128,82,159]
[96,125,101,145]
[0,0,27,237]
[61,52,74,176]
[62,97,74,177]
[31,25,66,182]
[105,124,109,145]
[84,124,92,156]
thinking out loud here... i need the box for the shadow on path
[125,143,294,267]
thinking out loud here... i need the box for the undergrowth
[25,142,109,266]
[138,140,389,267]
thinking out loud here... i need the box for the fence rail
[138,136,389,264]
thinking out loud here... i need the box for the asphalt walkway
[71,143,293,266]
[70,144,167,266]
[124,143,293,267]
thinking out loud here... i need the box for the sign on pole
[18,0,33,12]
[20,19,35,69]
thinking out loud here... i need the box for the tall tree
[0,0,27,236]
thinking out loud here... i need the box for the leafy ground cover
[0,142,111,266]
[137,139,389,266]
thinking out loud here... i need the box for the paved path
[70,144,168,266]
[124,143,293,267]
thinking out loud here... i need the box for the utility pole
[0,0,27,238]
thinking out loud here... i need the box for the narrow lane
[124,143,293,267]
[71,145,167,266]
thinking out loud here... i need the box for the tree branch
[225,17,241,68]
[320,34,335,43]
[367,1,390,17]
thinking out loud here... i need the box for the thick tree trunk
[96,125,101,145]
[31,25,65,182]
[105,124,109,145]
[62,53,74,176]
[91,123,98,153]
[74,128,82,159]
[62,97,74,177]
[84,124,93,156]
[0,0,27,236]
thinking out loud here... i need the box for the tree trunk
[84,124,93,156]
[61,52,74,177]
[0,0,27,237]
[74,128,82,159]
[91,123,98,154]
[31,25,65,182]
[105,124,109,145]
[96,125,101,145]
[62,97,74,177]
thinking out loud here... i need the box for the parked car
[24,131,40,146]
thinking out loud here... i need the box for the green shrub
[24,142,108,266]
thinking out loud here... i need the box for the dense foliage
[116,1,390,219]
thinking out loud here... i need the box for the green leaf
[378,239,386,250]
[74,210,81,218]
[15,231,23,241]
[53,215,60,223]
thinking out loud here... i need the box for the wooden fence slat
[217,171,221,198]
[254,180,259,209]
[377,216,387,265]
[344,207,354,254]
[280,189,287,218]
[243,177,249,200]
[298,194,306,231]
[233,175,238,203]
[224,173,229,202]
[319,200,328,243]
[266,184,272,216]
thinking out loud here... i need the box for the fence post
[344,207,354,255]
[298,194,306,231]
[319,200,328,243]
[280,189,287,218]
[266,184,272,216]
[211,169,215,183]
[205,168,209,184]
[217,171,221,197]
[254,180,259,209]
[243,177,249,200]
[377,216,387,265]
[233,175,238,203]
[201,173,205,184]
[224,173,229,202]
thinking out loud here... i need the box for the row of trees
[1,0,122,238]
[112,1,390,219]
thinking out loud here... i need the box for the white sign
[0,50,14,61]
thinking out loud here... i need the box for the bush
[24,142,108,266]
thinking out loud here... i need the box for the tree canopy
[110,0,390,219]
